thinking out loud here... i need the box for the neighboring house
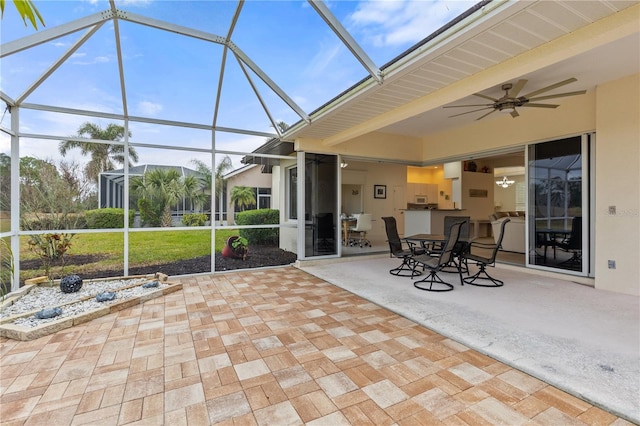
[99,164,207,214]
[224,164,273,225]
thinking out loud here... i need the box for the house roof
[223,163,259,180]
[100,164,205,185]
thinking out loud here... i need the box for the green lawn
[17,229,237,280]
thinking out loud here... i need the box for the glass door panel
[527,136,588,274]
[304,153,338,257]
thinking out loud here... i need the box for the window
[288,167,297,220]
[258,188,271,209]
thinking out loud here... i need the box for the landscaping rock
[35,307,62,319]
[60,275,83,293]
[96,292,116,302]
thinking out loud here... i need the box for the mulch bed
[19,247,298,282]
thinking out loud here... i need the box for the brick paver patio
[0,267,632,425]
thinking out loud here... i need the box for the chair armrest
[403,239,426,255]
[468,241,497,249]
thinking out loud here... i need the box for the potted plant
[222,235,248,260]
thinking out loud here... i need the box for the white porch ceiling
[287,0,639,143]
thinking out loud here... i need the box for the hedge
[85,208,135,229]
[236,209,279,245]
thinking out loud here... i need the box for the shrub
[21,213,87,230]
[1,238,14,299]
[236,209,279,245]
[27,233,74,278]
[85,208,134,229]
[182,213,208,227]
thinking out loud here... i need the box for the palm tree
[230,186,256,212]
[1,0,44,29]
[183,175,207,212]
[59,122,139,184]
[191,156,233,224]
[276,121,289,134]
[131,169,182,227]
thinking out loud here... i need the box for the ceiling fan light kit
[445,78,586,120]
[496,176,515,188]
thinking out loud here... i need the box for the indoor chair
[348,213,372,247]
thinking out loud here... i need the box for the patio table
[536,228,571,260]
[406,233,472,274]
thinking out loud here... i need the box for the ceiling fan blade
[510,109,519,118]
[527,90,587,102]
[510,79,528,98]
[522,103,559,108]
[443,104,493,108]
[476,109,497,120]
[472,92,499,102]
[521,77,577,98]
[448,107,493,118]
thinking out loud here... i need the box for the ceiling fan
[444,78,586,120]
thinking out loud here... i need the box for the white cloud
[348,0,476,47]
[137,101,163,116]
[304,41,344,79]
[71,54,112,65]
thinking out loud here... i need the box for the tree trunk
[161,205,172,227]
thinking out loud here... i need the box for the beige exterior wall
[594,73,640,295]
[278,158,298,254]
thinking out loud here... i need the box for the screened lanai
[2,0,639,296]
[1,0,482,290]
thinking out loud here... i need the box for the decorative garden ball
[60,274,83,293]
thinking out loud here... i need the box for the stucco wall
[594,73,640,295]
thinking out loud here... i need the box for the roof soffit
[287,1,639,146]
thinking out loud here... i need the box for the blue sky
[1,0,476,170]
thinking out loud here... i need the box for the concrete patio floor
[0,262,637,425]
[299,256,640,424]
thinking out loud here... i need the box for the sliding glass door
[527,135,591,275]
[304,153,338,257]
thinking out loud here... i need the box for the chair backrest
[382,216,402,254]
[354,213,372,232]
[566,216,582,249]
[436,221,463,267]
[444,216,469,239]
[491,217,511,262]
